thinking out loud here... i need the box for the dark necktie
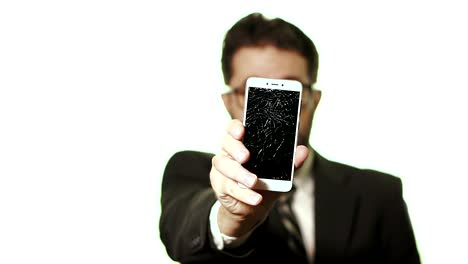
[277,186,306,256]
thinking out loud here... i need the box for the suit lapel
[313,152,359,261]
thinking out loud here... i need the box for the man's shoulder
[320,155,403,198]
[167,150,215,164]
[344,162,400,188]
[164,150,215,174]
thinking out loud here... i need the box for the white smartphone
[241,77,302,192]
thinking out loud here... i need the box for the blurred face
[222,45,321,147]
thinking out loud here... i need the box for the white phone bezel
[242,77,302,192]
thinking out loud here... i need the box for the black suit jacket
[159,150,420,263]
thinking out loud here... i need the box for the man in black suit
[159,13,420,263]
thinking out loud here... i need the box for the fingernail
[237,150,247,162]
[248,193,262,205]
[243,173,256,187]
[249,194,261,205]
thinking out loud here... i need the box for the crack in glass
[243,87,300,181]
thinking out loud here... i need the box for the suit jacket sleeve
[380,178,420,263]
[159,151,219,262]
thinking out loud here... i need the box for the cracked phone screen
[243,86,300,181]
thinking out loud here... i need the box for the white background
[1,1,467,263]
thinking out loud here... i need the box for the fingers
[212,155,257,188]
[210,167,262,207]
[221,132,250,164]
[227,119,244,140]
[211,119,263,207]
[294,145,309,168]
[219,119,250,165]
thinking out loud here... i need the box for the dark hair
[221,13,319,85]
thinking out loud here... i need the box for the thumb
[294,145,309,168]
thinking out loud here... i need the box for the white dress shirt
[209,152,315,263]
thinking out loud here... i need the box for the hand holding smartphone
[242,77,302,192]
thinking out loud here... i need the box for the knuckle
[209,168,222,191]
[211,155,218,167]
[209,168,215,183]
[230,200,243,213]
[220,195,242,214]
[212,154,226,169]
